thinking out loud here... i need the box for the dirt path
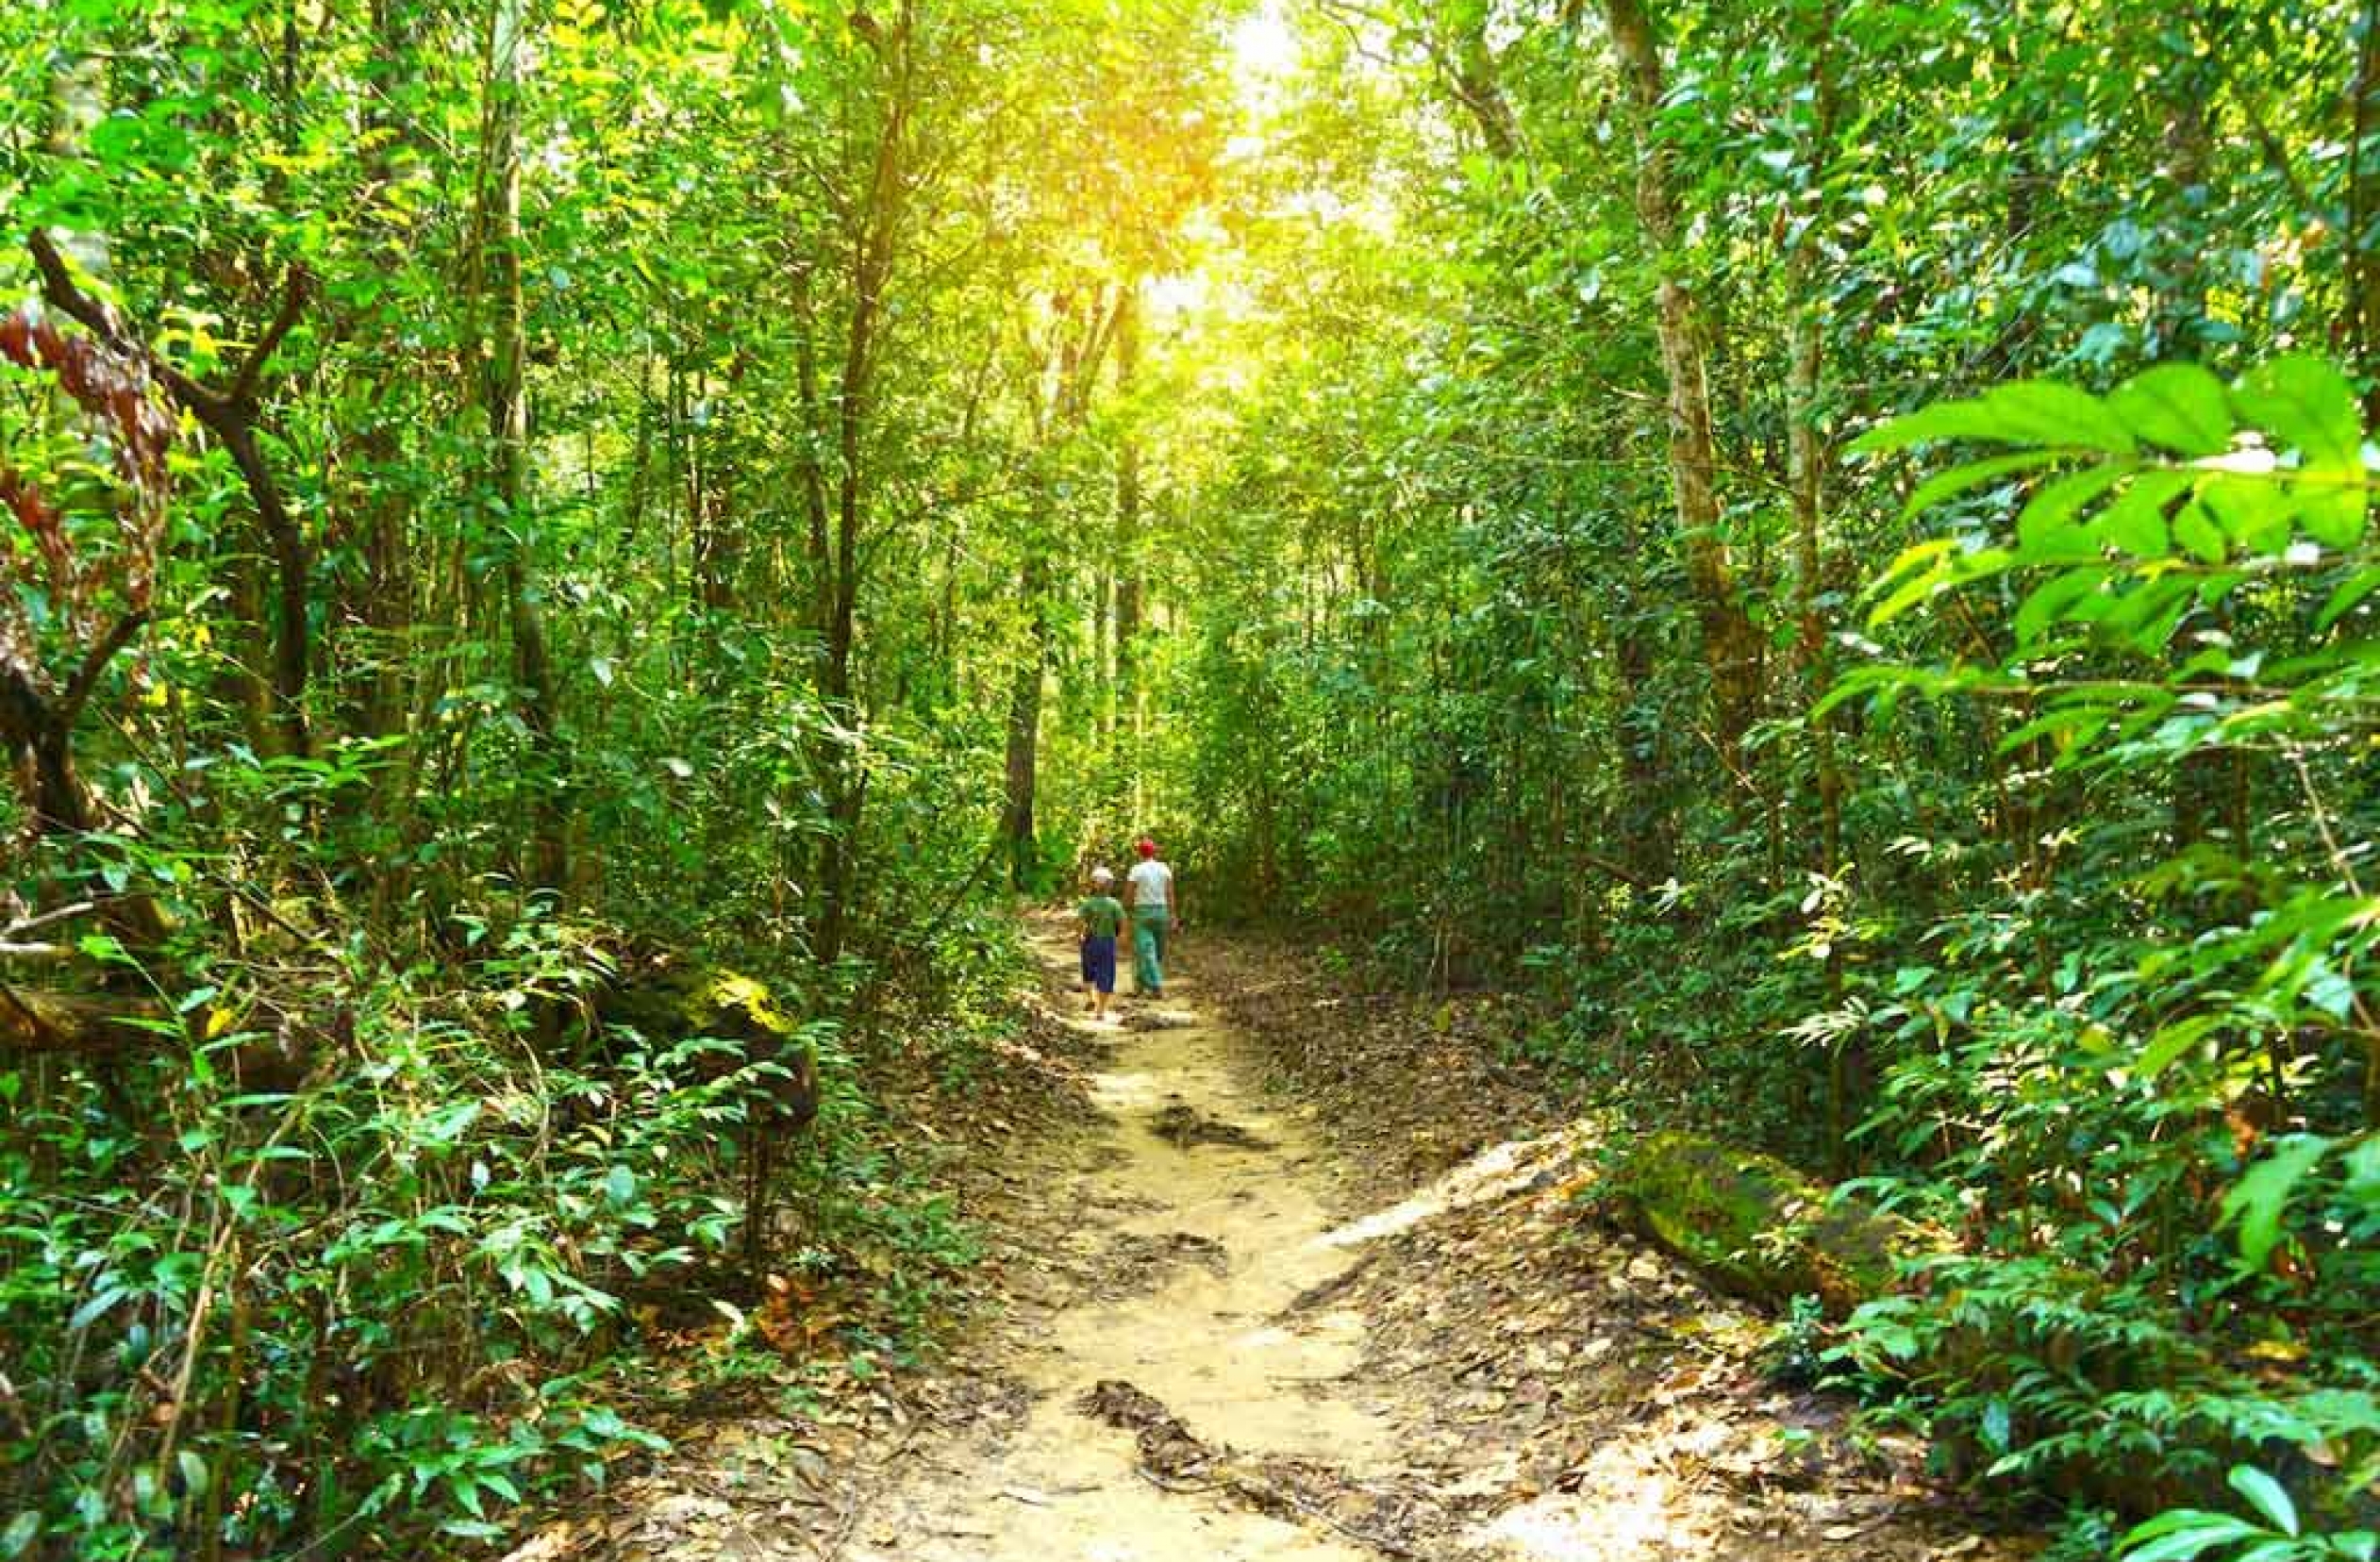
[840,927,1418,1560]
[553,924,2029,1562]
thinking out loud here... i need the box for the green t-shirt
[1078,895,1124,939]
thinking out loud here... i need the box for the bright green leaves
[2110,363,2232,457]
[2235,356,2368,547]
[2096,468,2191,557]
[1896,449,2065,521]
[2220,1135,2337,1271]
[1851,377,2137,457]
[2016,464,2128,551]
[2238,356,2362,474]
[1863,355,2370,568]
[2118,1468,2319,1562]
[1856,356,2373,664]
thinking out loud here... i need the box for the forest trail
[840,923,1423,1560]
[558,922,2022,1562]
[796,921,2022,1562]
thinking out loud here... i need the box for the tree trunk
[1002,552,1051,887]
[474,0,567,898]
[1610,1131,1935,1317]
[807,5,916,968]
[1785,2,1852,1168]
[2352,0,2380,420]
[1601,0,1763,788]
[1788,2,1843,888]
[2,620,168,946]
[999,286,1119,883]
[1111,280,1142,756]
[1427,2,1523,159]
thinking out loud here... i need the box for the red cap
[1137,838,1157,857]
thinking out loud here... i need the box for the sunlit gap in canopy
[1229,0,1299,92]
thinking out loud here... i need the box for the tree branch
[58,610,149,728]
[29,229,313,755]
[228,265,312,409]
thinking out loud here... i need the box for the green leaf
[2233,356,2368,547]
[2234,354,2360,470]
[2135,1015,2219,1082]
[2016,464,2131,550]
[2092,469,2194,557]
[2012,568,2106,644]
[2220,1136,2335,1270]
[1867,557,1954,628]
[605,1165,638,1207]
[2172,502,2226,563]
[1979,1398,2012,1453]
[2344,1134,2380,1200]
[2225,1467,2299,1537]
[1,1514,39,1559]
[1998,701,2107,756]
[2201,474,2292,555]
[2119,1513,2262,1562]
[2316,564,2380,631]
[2294,471,2369,551]
[1983,381,2136,452]
[1855,381,2133,456]
[1899,450,2066,519]
[2112,363,2235,456]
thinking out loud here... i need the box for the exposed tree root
[1076,1378,1436,1558]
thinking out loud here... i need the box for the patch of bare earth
[1208,936,2040,1561]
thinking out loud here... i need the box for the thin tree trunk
[474,0,566,898]
[811,2,915,968]
[2352,0,2380,420]
[1789,0,1844,889]
[1786,0,1854,1169]
[1601,0,1763,789]
[1109,280,1142,752]
[1002,552,1050,887]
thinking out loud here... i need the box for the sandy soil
[840,934,1402,1560]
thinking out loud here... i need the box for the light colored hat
[1090,866,1114,884]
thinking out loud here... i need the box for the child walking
[1076,867,1125,1022]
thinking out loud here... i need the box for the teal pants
[1131,907,1170,993]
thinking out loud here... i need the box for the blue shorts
[1080,936,1117,993]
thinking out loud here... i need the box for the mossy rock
[598,965,818,1131]
[1608,1131,1935,1317]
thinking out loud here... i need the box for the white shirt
[1126,859,1173,911]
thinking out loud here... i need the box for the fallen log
[0,984,166,1055]
[1603,1132,2322,1517]
[596,966,819,1132]
[1606,1130,1937,1316]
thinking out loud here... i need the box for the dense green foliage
[8,0,2380,1554]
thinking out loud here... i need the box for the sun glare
[1230,3,1298,83]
